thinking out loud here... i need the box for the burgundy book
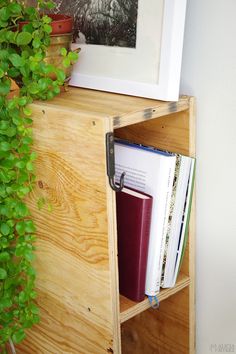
[116,187,153,302]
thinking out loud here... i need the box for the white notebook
[115,139,176,295]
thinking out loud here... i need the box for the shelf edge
[120,276,190,324]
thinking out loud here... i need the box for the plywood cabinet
[17,88,195,354]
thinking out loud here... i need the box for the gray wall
[180,1,236,353]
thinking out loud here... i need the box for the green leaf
[19,291,28,303]
[17,186,30,197]
[0,141,11,151]
[29,61,38,71]
[6,30,16,43]
[0,68,4,78]
[32,314,40,324]
[0,297,12,309]
[24,250,35,262]
[30,151,37,161]
[8,67,20,78]
[18,97,28,106]
[0,49,9,60]
[25,220,36,233]
[16,221,25,236]
[15,160,26,169]
[23,107,32,116]
[0,252,10,262]
[53,86,60,95]
[0,237,9,248]
[12,329,26,344]
[30,303,39,314]
[30,290,37,299]
[0,120,9,130]
[33,52,43,62]
[0,60,9,73]
[56,69,66,82]
[27,83,39,95]
[47,91,54,100]
[18,144,30,154]
[43,24,52,34]
[44,1,55,10]
[22,136,33,145]
[0,78,11,95]
[5,126,17,137]
[26,161,34,171]
[0,7,10,21]
[9,54,25,67]
[62,57,71,68]
[17,32,32,46]
[1,223,10,236]
[60,48,67,57]
[9,3,22,14]
[15,202,29,217]
[68,51,79,62]
[32,37,41,49]
[21,23,34,33]
[0,20,8,28]
[42,15,52,24]
[0,268,7,279]
[0,96,6,107]
[27,266,36,277]
[25,6,36,16]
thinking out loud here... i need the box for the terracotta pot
[46,14,73,34]
[14,33,80,86]
[44,33,77,81]
[16,15,78,86]
[18,14,73,35]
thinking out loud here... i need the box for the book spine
[157,162,176,287]
[171,159,196,286]
[161,155,181,286]
[162,156,192,288]
[136,199,153,300]
[145,158,176,296]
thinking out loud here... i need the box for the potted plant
[17,11,78,84]
[0,0,78,352]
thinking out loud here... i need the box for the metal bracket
[106,132,125,192]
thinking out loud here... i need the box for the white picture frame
[69,0,187,101]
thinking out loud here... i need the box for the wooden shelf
[35,87,190,129]
[119,274,190,323]
[16,88,195,353]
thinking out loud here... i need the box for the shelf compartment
[120,273,190,323]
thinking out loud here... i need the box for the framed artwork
[53,0,187,101]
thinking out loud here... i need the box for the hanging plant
[0,0,78,351]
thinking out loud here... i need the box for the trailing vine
[0,0,78,350]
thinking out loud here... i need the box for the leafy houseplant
[0,0,78,351]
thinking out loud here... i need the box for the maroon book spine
[116,189,153,302]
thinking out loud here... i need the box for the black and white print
[53,0,139,48]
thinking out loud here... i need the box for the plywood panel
[117,99,196,353]
[120,274,190,323]
[16,105,119,353]
[115,109,192,156]
[14,90,195,354]
[121,287,190,354]
[35,88,190,129]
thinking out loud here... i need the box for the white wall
[180,1,236,353]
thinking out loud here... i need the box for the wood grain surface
[16,104,119,353]
[35,87,190,129]
[14,88,195,353]
[120,274,190,323]
[116,101,196,353]
[121,288,190,354]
